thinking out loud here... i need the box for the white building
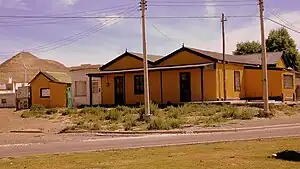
[70,64,102,107]
[0,77,29,108]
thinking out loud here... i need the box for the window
[284,75,294,89]
[134,75,144,95]
[1,99,6,104]
[234,71,241,92]
[92,81,99,94]
[75,81,87,96]
[40,88,50,98]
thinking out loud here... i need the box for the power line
[266,8,300,31]
[265,18,300,34]
[0,8,139,55]
[148,0,257,3]
[0,4,139,27]
[147,4,257,7]
[150,23,182,46]
[30,10,139,53]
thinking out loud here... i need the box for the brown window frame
[234,71,241,92]
[75,81,87,97]
[1,99,6,104]
[283,74,294,89]
[40,88,50,98]
[134,75,144,95]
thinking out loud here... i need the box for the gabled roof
[70,64,102,71]
[100,51,164,71]
[128,52,163,62]
[156,46,284,66]
[29,71,71,84]
[231,52,283,65]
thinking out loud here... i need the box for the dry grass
[22,103,300,132]
[1,137,299,169]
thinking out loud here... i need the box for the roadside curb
[10,130,44,134]
[57,123,300,136]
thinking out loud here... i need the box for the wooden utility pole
[221,13,227,101]
[259,0,269,114]
[141,0,151,116]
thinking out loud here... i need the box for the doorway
[114,76,125,105]
[180,72,191,102]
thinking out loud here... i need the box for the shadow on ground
[272,150,300,162]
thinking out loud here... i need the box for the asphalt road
[0,125,300,158]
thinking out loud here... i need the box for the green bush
[79,107,106,119]
[105,109,122,121]
[167,118,182,129]
[30,104,45,112]
[45,108,58,115]
[166,106,183,119]
[21,110,45,118]
[123,114,137,131]
[61,108,77,116]
[147,118,170,130]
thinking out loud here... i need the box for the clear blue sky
[0,0,299,66]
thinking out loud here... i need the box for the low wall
[0,93,16,108]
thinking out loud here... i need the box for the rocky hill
[0,52,69,84]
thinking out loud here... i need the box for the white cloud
[96,14,125,27]
[0,0,28,10]
[147,11,300,55]
[204,0,217,16]
[225,11,300,54]
[60,0,78,6]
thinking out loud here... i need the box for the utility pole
[259,0,269,114]
[140,0,151,116]
[221,13,227,101]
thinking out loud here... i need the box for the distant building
[29,71,71,108]
[70,64,102,107]
[0,77,29,108]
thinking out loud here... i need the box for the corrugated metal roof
[42,71,71,84]
[128,52,164,62]
[88,63,214,75]
[70,64,101,71]
[187,47,283,65]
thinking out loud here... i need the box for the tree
[233,41,262,55]
[266,28,300,70]
[233,28,300,70]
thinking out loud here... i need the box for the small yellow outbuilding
[29,71,72,108]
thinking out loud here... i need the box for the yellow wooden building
[87,46,296,105]
[29,71,72,108]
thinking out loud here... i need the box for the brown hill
[0,52,69,84]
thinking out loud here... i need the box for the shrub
[105,109,122,121]
[21,110,45,118]
[45,108,58,115]
[138,103,160,120]
[257,109,274,118]
[166,106,183,119]
[30,104,45,112]
[167,118,181,129]
[61,108,77,116]
[123,115,137,131]
[79,107,105,118]
[147,118,170,130]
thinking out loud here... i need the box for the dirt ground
[1,108,300,145]
[0,109,70,133]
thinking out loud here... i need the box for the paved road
[0,125,300,158]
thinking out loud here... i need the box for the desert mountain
[0,52,69,84]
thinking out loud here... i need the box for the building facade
[70,64,102,107]
[87,46,296,106]
[29,71,71,108]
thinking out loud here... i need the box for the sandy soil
[0,109,70,133]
